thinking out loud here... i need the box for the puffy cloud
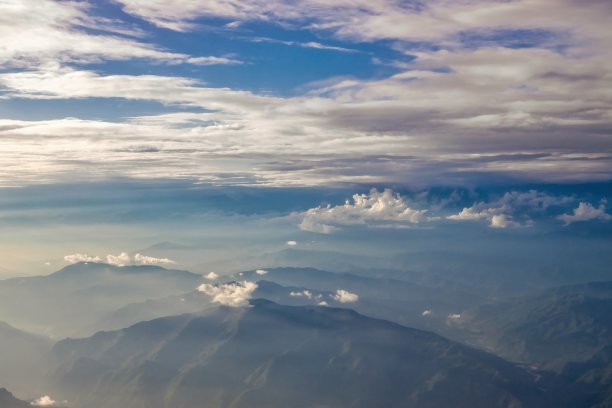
[300,189,431,233]
[64,252,175,266]
[197,281,258,307]
[255,269,268,275]
[421,309,433,317]
[286,240,297,246]
[289,290,313,299]
[31,395,56,406]
[63,254,102,264]
[447,190,570,228]
[106,252,131,267]
[332,289,359,303]
[133,253,176,265]
[204,272,219,280]
[558,202,612,225]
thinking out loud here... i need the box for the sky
[0,0,611,277]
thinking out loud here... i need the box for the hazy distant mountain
[0,388,30,408]
[0,262,202,337]
[461,281,612,370]
[47,300,565,408]
[233,267,480,331]
[0,321,53,396]
[96,280,334,331]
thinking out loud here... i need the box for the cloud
[133,253,176,265]
[332,289,359,303]
[1,0,612,188]
[286,240,297,246]
[447,314,462,324]
[63,254,102,264]
[106,252,131,266]
[184,56,243,65]
[447,190,571,228]
[558,201,612,225]
[250,37,359,53]
[64,252,175,266]
[421,309,433,317]
[300,189,431,233]
[197,281,258,307]
[31,395,56,406]
[204,272,219,280]
[255,269,268,275]
[289,290,312,299]
[1,57,612,187]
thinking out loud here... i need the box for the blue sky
[0,0,611,276]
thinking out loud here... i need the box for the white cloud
[447,190,570,228]
[106,252,131,266]
[289,290,312,299]
[332,289,359,303]
[197,281,258,307]
[300,189,430,233]
[421,309,433,317]
[255,269,268,276]
[286,240,297,246]
[185,56,243,65]
[447,313,462,323]
[204,272,219,280]
[558,201,612,225]
[63,254,102,264]
[318,300,329,306]
[133,253,176,265]
[64,252,175,266]
[31,395,56,406]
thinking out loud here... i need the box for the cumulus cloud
[204,272,219,280]
[558,201,612,225]
[106,252,131,266]
[421,309,433,317]
[31,395,56,406]
[255,269,268,275]
[133,253,176,265]
[289,290,313,299]
[447,190,571,228]
[197,281,258,307]
[300,189,431,233]
[64,252,175,266]
[332,289,359,303]
[286,240,297,246]
[63,254,102,264]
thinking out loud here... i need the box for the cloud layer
[0,0,611,187]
